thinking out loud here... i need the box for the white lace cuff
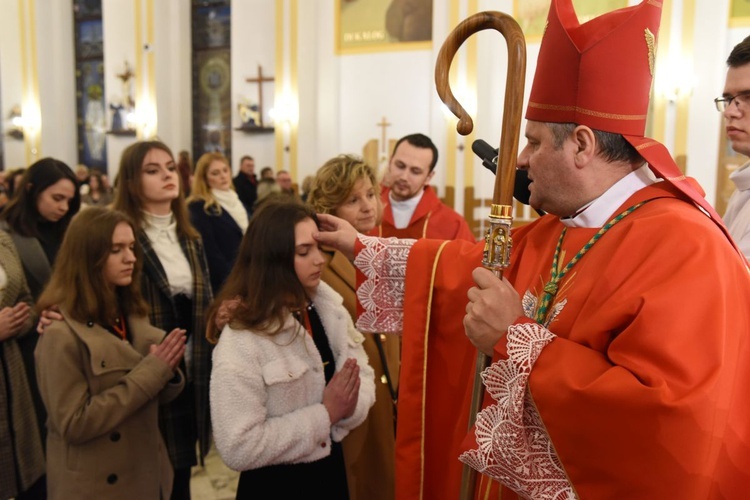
[459,322,576,499]
[354,234,416,333]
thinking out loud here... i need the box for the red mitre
[525,0,745,261]
[526,0,660,137]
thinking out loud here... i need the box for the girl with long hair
[307,155,399,500]
[187,152,247,293]
[35,208,185,499]
[112,141,213,500]
[0,157,81,449]
[208,200,375,499]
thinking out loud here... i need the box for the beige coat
[35,313,184,500]
[322,249,400,500]
[0,230,44,497]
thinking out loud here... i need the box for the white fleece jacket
[210,281,376,472]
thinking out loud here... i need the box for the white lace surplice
[459,322,577,499]
[353,234,576,499]
[354,235,415,334]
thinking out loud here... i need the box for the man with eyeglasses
[717,35,750,260]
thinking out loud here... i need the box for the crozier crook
[434,11,526,500]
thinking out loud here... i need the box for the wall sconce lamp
[269,95,299,129]
[7,105,24,140]
[656,56,696,103]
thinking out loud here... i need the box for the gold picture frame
[335,0,432,55]
[729,0,750,27]
[513,0,628,41]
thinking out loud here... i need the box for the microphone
[471,139,535,207]
[471,139,498,175]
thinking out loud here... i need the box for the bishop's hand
[314,213,359,261]
[464,267,524,356]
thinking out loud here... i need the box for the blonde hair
[307,155,380,216]
[254,178,282,208]
[188,152,232,213]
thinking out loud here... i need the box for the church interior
[1,0,747,235]
[0,1,749,498]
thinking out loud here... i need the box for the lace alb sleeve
[353,234,416,334]
[459,322,577,499]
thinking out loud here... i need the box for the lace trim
[459,322,577,499]
[354,235,416,333]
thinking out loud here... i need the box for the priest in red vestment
[316,0,750,499]
[372,133,475,242]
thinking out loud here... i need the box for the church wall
[36,0,77,167]
[103,0,137,177]
[337,51,434,167]
[297,0,330,174]
[0,0,77,170]
[684,0,729,203]
[232,0,277,175]
[0,0,748,215]
[0,0,27,168]
[154,0,192,165]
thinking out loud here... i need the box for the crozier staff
[315,0,750,498]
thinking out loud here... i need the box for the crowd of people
[0,1,749,499]
[0,127,472,499]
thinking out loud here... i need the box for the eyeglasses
[714,91,750,112]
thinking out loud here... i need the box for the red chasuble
[368,182,750,499]
[372,186,476,242]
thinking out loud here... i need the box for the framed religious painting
[514,0,628,41]
[192,1,232,162]
[73,0,107,172]
[335,0,432,54]
[729,0,750,27]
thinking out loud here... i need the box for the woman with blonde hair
[188,152,247,293]
[307,154,398,500]
[112,140,213,500]
[35,207,185,499]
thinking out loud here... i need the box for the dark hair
[0,157,81,238]
[88,169,107,196]
[5,168,26,199]
[112,140,199,240]
[546,122,642,165]
[37,207,148,325]
[239,155,254,164]
[391,133,439,172]
[206,199,318,343]
[727,35,750,67]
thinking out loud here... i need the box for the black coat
[188,200,244,293]
[233,173,257,216]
